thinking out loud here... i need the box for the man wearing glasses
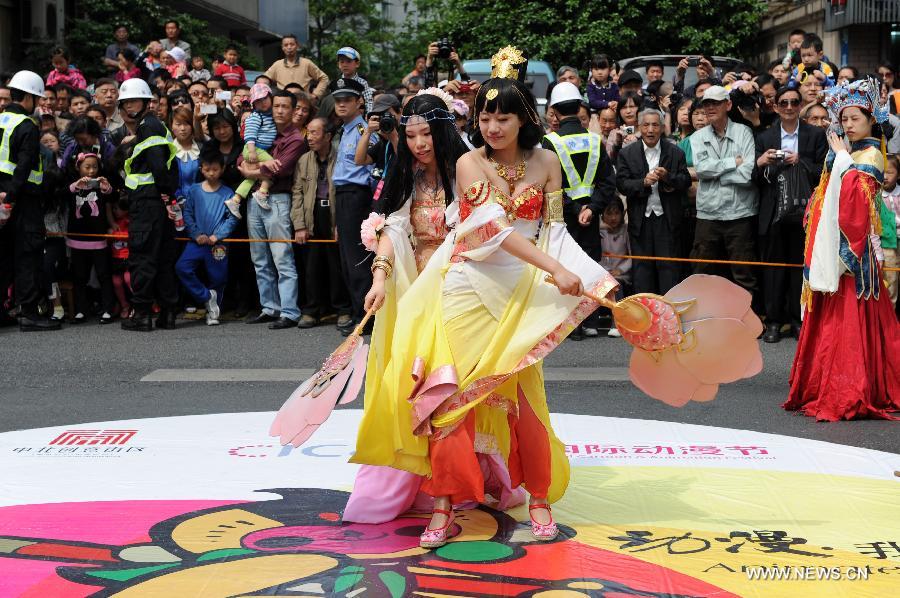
[754,85,827,343]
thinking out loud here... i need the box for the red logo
[49,430,138,446]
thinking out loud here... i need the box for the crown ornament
[490,46,526,79]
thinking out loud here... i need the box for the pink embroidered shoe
[529,503,558,541]
[419,508,456,549]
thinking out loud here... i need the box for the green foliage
[420,0,765,72]
[64,0,259,80]
[308,0,392,82]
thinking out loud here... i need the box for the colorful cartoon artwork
[2,412,899,597]
[1,489,734,597]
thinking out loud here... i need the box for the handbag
[773,163,813,224]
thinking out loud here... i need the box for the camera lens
[437,38,452,60]
[380,114,397,133]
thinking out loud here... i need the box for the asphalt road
[1,317,897,454]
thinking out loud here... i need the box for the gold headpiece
[490,46,526,80]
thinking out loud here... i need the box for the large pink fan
[270,310,374,447]
[548,274,763,406]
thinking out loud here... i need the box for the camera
[437,38,453,60]
[735,90,763,112]
[622,125,635,135]
[86,178,100,190]
[774,150,785,161]
[373,111,397,134]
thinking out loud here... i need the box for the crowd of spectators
[0,24,898,340]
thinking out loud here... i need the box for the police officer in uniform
[331,77,376,334]
[0,71,59,331]
[118,78,180,332]
[542,82,616,338]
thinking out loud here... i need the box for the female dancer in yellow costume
[349,48,618,548]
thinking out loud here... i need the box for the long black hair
[470,77,544,155]
[379,93,469,216]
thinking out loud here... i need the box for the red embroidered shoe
[529,502,558,541]
[419,508,456,548]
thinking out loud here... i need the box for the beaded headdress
[400,87,456,126]
[822,77,889,130]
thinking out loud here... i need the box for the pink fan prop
[270,309,375,447]
[547,274,763,406]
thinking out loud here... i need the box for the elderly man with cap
[542,81,616,338]
[354,93,401,203]
[689,85,759,298]
[0,71,60,331]
[332,77,377,335]
[335,47,373,113]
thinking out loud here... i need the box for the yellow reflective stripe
[123,130,177,190]
[0,112,43,184]
[544,132,602,200]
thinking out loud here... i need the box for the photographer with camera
[354,94,401,208]
[675,55,720,99]
[424,39,469,89]
[728,79,776,134]
[754,84,826,343]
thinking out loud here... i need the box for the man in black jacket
[118,78,180,332]
[616,108,691,295]
[543,82,616,338]
[754,85,827,342]
[0,71,60,331]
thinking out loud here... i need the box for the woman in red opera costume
[784,77,900,420]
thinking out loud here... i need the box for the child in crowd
[40,131,61,162]
[224,83,275,217]
[336,47,373,112]
[163,47,187,78]
[66,153,116,323]
[44,181,68,321]
[881,154,900,306]
[587,53,619,112]
[598,197,632,338]
[109,199,132,319]
[189,55,211,82]
[792,34,834,88]
[175,148,239,326]
[115,49,141,83]
[45,47,87,90]
[214,45,246,89]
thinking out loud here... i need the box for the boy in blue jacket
[175,148,238,325]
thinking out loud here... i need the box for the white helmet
[118,79,152,102]
[7,70,45,98]
[549,82,583,108]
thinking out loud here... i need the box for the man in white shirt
[616,108,692,294]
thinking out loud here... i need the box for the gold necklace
[489,155,526,195]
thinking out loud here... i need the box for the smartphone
[200,103,218,115]
[215,90,232,102]
[86,178,101,190]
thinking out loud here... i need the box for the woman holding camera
[784,78,900,420]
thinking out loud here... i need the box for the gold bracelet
[373,255,393,267]
[372,262,393,279]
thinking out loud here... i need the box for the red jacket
[214,63,246,88]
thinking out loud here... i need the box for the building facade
[758,0,900,75]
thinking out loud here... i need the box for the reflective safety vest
[123,128,177,190]
[544,131,602,200]
[0,112,43,185]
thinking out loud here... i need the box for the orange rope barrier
[42,232,900,272]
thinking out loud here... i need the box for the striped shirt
[243,111,277,151]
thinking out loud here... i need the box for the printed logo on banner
[49,429,138,446]
[9,429,144,458]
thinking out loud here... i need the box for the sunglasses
[778,99,802,108]
[171,98,190,106]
